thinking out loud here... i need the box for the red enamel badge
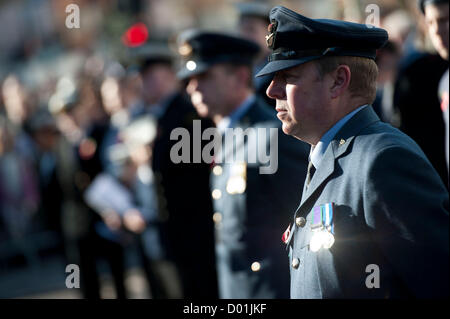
[282,224,291,244]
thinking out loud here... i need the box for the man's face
[425,3,449,60]
[266,62,330,143]
[186,64,237,118]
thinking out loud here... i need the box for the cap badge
[265,21,277,48]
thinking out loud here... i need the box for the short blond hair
[315,56,379,104]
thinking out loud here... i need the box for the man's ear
[329,65,351,99]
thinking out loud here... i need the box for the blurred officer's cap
[176,30,260,80]
[130,41,175,72]
[256,6,389,77]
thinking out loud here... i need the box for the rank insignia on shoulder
[282,223,291,244]
[309,203,335,252]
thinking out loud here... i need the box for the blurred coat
[394,52,449,187]
[211,98,309,299]
[151,91,218,298]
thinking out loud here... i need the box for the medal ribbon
[322,203,334,234]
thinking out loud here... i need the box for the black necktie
[306,160,316,187]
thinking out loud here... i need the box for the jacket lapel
[298,106,380,209]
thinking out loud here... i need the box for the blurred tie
[306,160,316,187]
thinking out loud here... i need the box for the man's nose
[266,79,286,100]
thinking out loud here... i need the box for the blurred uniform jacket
[211,97,309,299]
[286,106,449,298]
[394,52,449,187]
[151,91,218,298]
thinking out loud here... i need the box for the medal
[309,203,335,251]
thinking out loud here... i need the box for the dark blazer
[211,98,309,298]
[394,52,448,187]
[151,91,218,298]
[287,106,449,298]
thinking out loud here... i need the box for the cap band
[268,47,377,62]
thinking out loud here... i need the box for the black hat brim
[177,60,212,80]
[255,56,321,77]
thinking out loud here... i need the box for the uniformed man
[177,30,309,298]
[419,0,449,181]
[258,6,449,298]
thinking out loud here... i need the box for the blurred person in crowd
[236,2,275,108]
[0,116,40,267]
[178,30,309,298]
[373,41,401,124]
[381,9,414,55]
[421,0,450,61]
[85,115,178,298]
[28,109,65,238]
[1,74,36,161]
[420,0,449,179]
[49,74,126,299]
[133,39,219,298]
[393,0,449,188]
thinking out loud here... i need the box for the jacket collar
[298,105,380,208]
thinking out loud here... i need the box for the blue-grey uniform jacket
[211,98,309,299]
[286,106,449,298]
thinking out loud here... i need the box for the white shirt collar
[310,104,368,169]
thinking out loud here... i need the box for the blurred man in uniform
[259,6,449,298]
[236,2,275,108]
[134,40,219,298]
[419,0,449,181]
[177,30,309,298]
[393,0,449,188]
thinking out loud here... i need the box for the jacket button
[213,165,223,176]
[212,212,222,224]
[295,217,306,228]
[212,189,222,200]
[292,258,300,269]
[251,262,261,272]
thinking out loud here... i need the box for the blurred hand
[123,209,146,234]
[101,209,122,231]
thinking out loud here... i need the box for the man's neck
[212,91,252,126]
[310,99,368,145]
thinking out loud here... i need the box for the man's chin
[282,123,305,141]
[281,123,293,136]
